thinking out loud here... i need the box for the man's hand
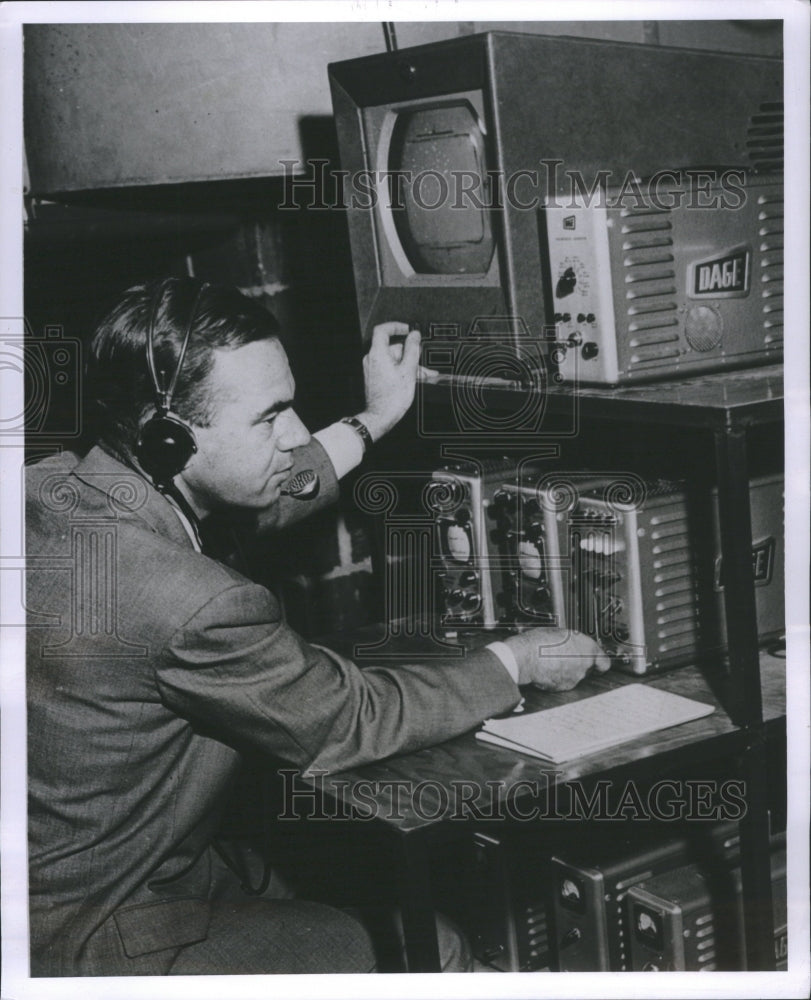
[502,628,611,690]
[356,322,421,442]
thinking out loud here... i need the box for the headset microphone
[280,468,320,500]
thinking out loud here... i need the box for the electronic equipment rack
[416,363,785,972]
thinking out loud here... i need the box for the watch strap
[340,415,374,453]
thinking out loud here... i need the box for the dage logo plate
[689,246,751,299]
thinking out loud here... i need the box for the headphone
[136,279,208,484]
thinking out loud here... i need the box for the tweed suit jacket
[26,443,521,976]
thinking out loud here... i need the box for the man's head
[88,278,310,514]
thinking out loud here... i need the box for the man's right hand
[357,322,422,443]
[502,628,611,690]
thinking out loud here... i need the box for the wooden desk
[306,640,785,971]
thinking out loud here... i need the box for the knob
[455,507,471,526]
[577,313,586,323]
[551,344,568,365]
[586,313,596,323]
[448,590,464,608]
[459,570,478,586]
[555,268,576,298]
[560,928,582,949]
[461,593,481,612]
[562,312,572,323]
[582,342,599,360]
[567,331,583,347]
[532,586,550,606]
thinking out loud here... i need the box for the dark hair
[86,278,280,459]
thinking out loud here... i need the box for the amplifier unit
[427,459,514,630]
[551,822,749,972]
[462,831,551,972]
[545,174,783,384]
[487,475,571,629]
[567,473,783,674]
[627,841,787,971]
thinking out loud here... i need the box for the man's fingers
[401,329,421,368]
[594,650,613,673]
[370,321,409,353]
[577,635,611,673]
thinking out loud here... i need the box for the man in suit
[26,278,608,976]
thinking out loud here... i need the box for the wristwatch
[340,415,374,453]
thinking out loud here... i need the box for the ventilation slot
[623,233,674,252]
[621,216,673,236]
[746,102,784,173]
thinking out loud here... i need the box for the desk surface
[314,644,784,835]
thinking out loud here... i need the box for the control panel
[543,174,784,384]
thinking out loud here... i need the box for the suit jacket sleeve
[155,580,521,775]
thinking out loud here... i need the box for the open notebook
[476,683,715,764]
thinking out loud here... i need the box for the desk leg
[714,425,775,971]
[396,835,442,972]
[713,426,763,727]
[737,737,778,971]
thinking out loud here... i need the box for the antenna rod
[382,22,398,53]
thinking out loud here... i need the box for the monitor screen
[363,92,500,288]
[387,102,495,275]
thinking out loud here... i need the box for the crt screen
[387,101,495,276]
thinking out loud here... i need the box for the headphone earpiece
[136,412,197,482]
[135,279,207,484]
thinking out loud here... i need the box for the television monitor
[329,31,782,359]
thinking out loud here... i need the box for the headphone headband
[145,278,209,414]
[137,279,209,484]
